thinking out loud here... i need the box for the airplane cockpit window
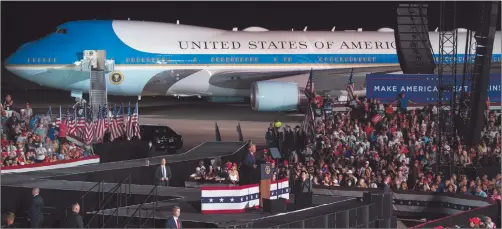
[56,28,68,34]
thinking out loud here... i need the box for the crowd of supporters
[1,95,93,168]
[433,215,497,228]
[189,160,241,184]
[266,93,501,198]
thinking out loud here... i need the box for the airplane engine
[250,81,308,112]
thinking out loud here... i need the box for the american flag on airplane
[371,113,384,124]
[95,106,106,142]
[109,105,121,141]
[127,102,141,139]
[56,106,62,127]
[346,68,355,101]
[68,109,78,136]
[84,107,94,145]
[116,104,125,136]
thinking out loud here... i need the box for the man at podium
[243,143,257,168]
[241,143,259,185]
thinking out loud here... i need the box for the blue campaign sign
[366,74,501,104]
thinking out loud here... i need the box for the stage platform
[93,194,357,228]
[1,141,247,186]
[1,141,370,228]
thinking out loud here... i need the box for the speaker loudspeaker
[262,198,287,214]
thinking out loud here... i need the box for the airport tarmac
[4,89,303,149]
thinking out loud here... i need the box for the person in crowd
[469,217,481,228]
[155,158,172,186]
[190,167,204,181]
[3,95,14,112]
[165,206,182,228]
[64,203,84,228]
[215,164,230,182]
[485,216,496,228]
[204,165,217,181]
[475,186,488,198]
[23,103,33,122]
[228,163,239,184]
[28,188,44,228]
[2,212,16,228]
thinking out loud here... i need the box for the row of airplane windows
[433,56,502,62]
[24,55,502,64]
[27,57,57,63]
[123,56,381,63]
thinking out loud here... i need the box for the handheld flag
[56,106,62,127]
[346,68,355,101]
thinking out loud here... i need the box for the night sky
[1,1,500,88]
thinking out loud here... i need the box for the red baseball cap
[469,217,481,225]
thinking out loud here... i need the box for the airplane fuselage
[5,20,502,111]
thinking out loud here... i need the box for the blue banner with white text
[366,74,501,103]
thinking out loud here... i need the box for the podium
[259,163,273,207]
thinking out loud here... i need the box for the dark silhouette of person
[28,188,44,228]
[295,171,312,193]
[64,203,84,228]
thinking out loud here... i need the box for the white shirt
[161,165,167,178]
[173,216,179,228]
[35,147,47,160]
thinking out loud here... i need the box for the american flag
[371,114,384,124]
[126,102,132,139]
[95,106,107,142]
[64,108,73,135]
[109,105,121,141]
[47,106,52,122]
[56,106,62,127]
[77,105,86,128]
[68,109,78,136]
[103,104,110,130]
[346,69,355,101]
[84,107,94,145]
[127,102,141,139]
[116,104,125,136]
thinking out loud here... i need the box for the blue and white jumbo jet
[5,20,502,111]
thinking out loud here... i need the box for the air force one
[5,20,502,111]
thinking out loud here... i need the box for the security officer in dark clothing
[294,126,306,154]
[64,203,84,228]
[265,124,276,148]
[294,171,313,193]
[28,188,44,228]
[283,125,295,157]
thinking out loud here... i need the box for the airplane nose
[6,40,38,67]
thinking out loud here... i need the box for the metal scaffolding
[436,1,458,175]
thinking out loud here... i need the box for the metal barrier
[233,204,375,228]
[85,175,132,228]
[122,185,159,228]
[64,180,105,226]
